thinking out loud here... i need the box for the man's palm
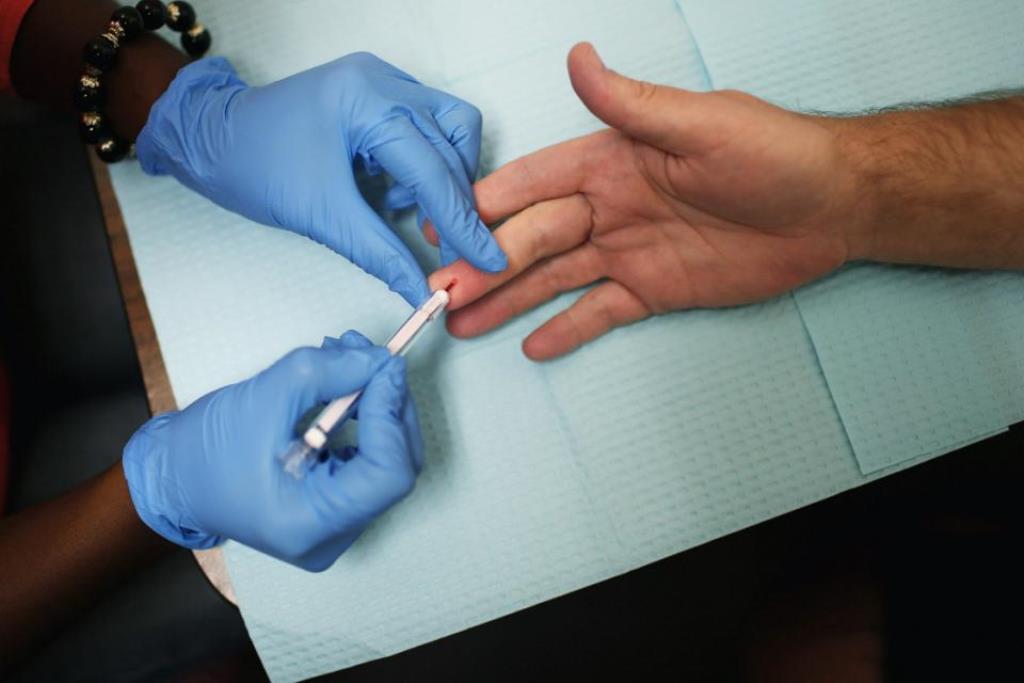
[430,44,862,360]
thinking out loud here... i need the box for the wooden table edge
[87,151,237,607]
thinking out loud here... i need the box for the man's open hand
[429,43,872,360]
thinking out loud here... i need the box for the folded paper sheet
[682,0,1024,473]
[106,1,1016,679]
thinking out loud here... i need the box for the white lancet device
[278,289,451,479]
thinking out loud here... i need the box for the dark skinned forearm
[0,463,170,671]
[10,0,188,139]
[3,1,190,669]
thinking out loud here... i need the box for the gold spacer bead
[107,20,126,42]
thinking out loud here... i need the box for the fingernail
[585,43,607,69]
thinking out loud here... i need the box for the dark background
[2,94,1021,682]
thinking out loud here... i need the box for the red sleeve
[0,0,36,94]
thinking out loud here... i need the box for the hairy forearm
[0,462,169,669]
[831,95,1024,269]
[10,0,187,139]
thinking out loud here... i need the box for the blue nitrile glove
[136,54,507,307]
[122,331,424,571]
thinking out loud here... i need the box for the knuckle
[344,51,377,67]
[393,468,417,499]
[716,89,756,105]
[632,79,661,105]
[563,308,587,348]
[376,456,417,500]
[537,260,564,294]
[595,298,616,329]
[273,531,313,563]
[461,103,483,130]
[333,54,377,87]
[298,555,334,573]
[282,347,320,381]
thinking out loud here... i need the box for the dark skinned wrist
[10,0,187,140]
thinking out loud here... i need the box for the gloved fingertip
[357,151,384,177]
[320,336,344,350]
[479,237,509,273]
[460,219,508,273]
[380,253,430,308]
[396,278,431,308]
[384,184,415,210]
[386,357,407,391]
[338,330,373,348]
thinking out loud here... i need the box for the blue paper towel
[682,0,1024,473]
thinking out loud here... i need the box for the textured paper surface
[107,1,1014,680]
[794,266,1020,473]
[679,0,1024,112]
[683,0,1024,472]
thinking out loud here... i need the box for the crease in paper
[683,0,1024,473]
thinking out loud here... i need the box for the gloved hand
[122,331,423,571]
[136,54,507,307]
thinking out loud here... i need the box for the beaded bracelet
[74,1,212,163]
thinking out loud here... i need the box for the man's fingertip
[445,314,467,337]
[522,334,562,362]
[568,42,604,75]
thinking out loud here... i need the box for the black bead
[96,136,130,163]
[73,74,105,111]
[83,35,118,72]
[79,112,110,144]
[180,24,211,57]
[135,0,166,30]
[111,7,145,41]
[165,1,196,32]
